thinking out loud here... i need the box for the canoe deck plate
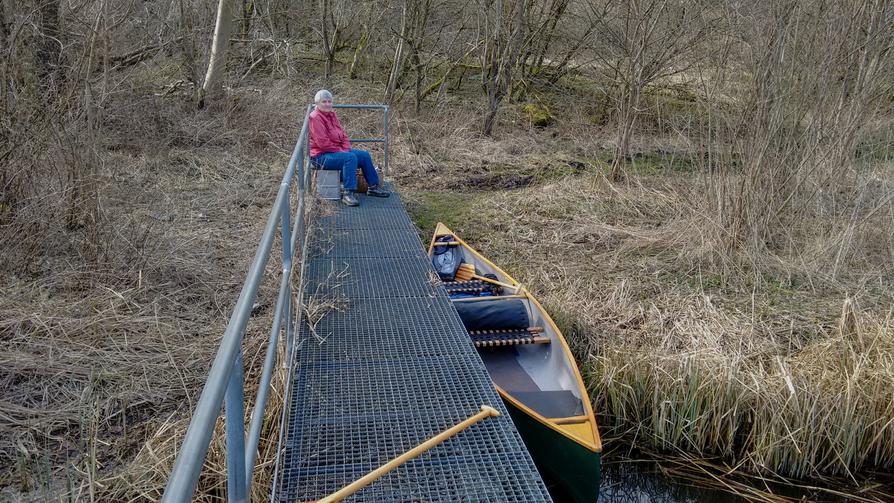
[275,185,552,502]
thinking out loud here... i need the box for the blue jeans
[312,149,380,191]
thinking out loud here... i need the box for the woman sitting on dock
[309,89,390,206]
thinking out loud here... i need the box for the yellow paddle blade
[455,263,475,281]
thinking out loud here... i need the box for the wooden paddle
[455,263,476,281]
[317,405,501,502]
[454,264,518,291]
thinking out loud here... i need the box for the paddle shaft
[453,266,518,291]
[317,405,501,503]
[472,274,519,291]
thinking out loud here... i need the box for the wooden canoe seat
[444,279,492,295]
[468,327,550,348]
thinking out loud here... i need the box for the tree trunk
[326,27,339,79]
[198,0,234,108]
[412,47,422,114]
[37,0,61,95]
[320,0,334,79]
[0,1,9,51]
[611,82,640,181]
[178,0,200,92]
[349,30,368,79]
[0,0,8,115]
[385,4,407,105]
[479,0,526,136]
[241,0,253,38]
[482,91,500,136]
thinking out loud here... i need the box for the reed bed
[402,156,894,496]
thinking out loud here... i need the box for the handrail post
[225,351,247,503]
[282,181,294,372]
[383,106,390,176]
[280,194,292,271]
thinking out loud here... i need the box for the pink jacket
[309,109,351,158]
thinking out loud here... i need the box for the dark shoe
[341,192,359,206]
[366,184,391,198]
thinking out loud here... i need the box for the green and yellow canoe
[428,223,602,503]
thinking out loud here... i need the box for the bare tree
[37,0,62,95]
[240,0,254,38]
[587,0,709,180]
[392,0,471,113]
[707,0,894,259]
[512,0,570,94]
[178,0,200,91]
[404,0,434,113]
[478,0,527,136]
[347,1,386,80]
[198,0,234,108]
[318,0,358,79]
[348,25,368,79]
[384,3,408,105]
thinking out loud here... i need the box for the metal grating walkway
[275,185,552,502]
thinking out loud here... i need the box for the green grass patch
[520,103,554,127]
[404,190,480,241]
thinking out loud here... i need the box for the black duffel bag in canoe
[454,299,529,332]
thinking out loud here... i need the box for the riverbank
[395,93,893,499]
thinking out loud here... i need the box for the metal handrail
[333,104,390,174]
[161,104,389,503]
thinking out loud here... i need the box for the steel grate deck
[318,199,416,230]
[276,185,551,502]
[308,227,430,259]
[296,297,474,359]
[304,256,442,299]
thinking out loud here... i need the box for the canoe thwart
[444,279,498,295]
[469,327,551,348]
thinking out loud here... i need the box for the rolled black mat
[454,299,529,331]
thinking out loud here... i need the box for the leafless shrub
[696,0,894,281]
[584,0,714,180]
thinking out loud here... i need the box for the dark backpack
[431,235,463,281]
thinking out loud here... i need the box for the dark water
[544,459,857,503]
[596,461,745,502]
[540,460,742,503]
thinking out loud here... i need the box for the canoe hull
[503,397,601,503]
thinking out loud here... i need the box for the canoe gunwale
[429,222,602,454]
[495,385,601,453]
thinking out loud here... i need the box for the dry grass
[2,43,891,500]
[397,98,894,497]
[0,66,332,500]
